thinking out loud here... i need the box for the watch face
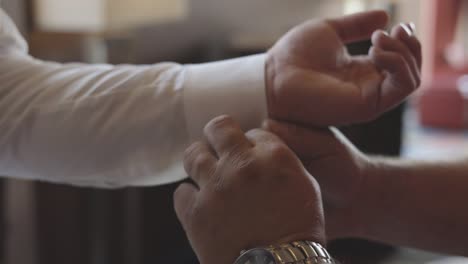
[235,249,276,264]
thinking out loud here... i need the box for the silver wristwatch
[233,241,334,264]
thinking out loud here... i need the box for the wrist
[274,231,327,248]
[232,240,333,264]
[333,155,382,239]
[226,233,327,264]
[346,156,394,240]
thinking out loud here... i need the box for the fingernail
[408,22,416,32]
[400,23,413,36]
[382,30,389,36]
[375,29,389,36]
[372,30,387,44]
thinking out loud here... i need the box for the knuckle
[184,142,215,176]
[184,142,204,163]
[230,151,256,172]
[221,140,249,159]
[245,128,264,140]
[194,153,213,168]
[205,115,235,132]
[268,143,293,162]
[222,150,255,172]
[246,128,263,136]
[192,154,216,177]
[218,152,257,183]
[247,128,280,144]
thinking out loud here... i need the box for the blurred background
[1,0,468,263]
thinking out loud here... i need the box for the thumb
[173,183,198,231]
[327,10,389,44]
[263,119,335,161]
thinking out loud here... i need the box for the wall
[127,0,344,64]
[188,0,421,43]
[35,0,189,32]
[108,0,189,31]
[190,0,343,37]
[394,0,421,33]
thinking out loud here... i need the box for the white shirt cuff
[183,54,268,141]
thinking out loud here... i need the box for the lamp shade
[34,0,189,33]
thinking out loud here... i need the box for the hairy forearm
[353,157,468,256]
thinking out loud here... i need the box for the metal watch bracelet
[266,241,334,264]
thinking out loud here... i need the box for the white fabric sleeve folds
[0,8,268,188]
[183,55,268,141]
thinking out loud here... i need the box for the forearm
[0,55,190,187]
[354,157,468,256]
[0,52,268,188]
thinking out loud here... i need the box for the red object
[418,0,468,128]
[419,75,465,128]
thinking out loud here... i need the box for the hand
[174,116,325,264]
[265,119,372,240]
[266,10,422,126]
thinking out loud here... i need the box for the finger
[406,22,416,33]
[327,10,389,44]
[372,29,420,87]
[204,115,252,157]
[395,23,422,70]
[184,142,217,187]
[245,128,300,166]
[390,24,421,84]
[263,119,335,161]
[245,128,283,145]
[370,47,417,111]
[174,183,198,232]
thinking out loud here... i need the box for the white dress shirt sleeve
[0,8,267,188]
